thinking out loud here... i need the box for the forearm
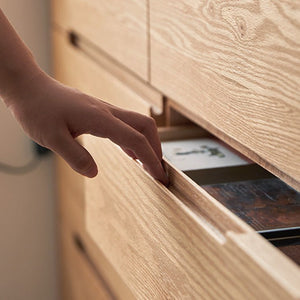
[0,9,168,183]
[0,9,42,106]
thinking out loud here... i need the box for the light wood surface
[52,0,148,80]
[56,156,135,300]
[56,26,163,112]
[51,3,300,297]
[52,27,156,298]
[52,29,151,115]
[53,28,141,299]
[158,125,211,141]
[150,0,300,190]
[84,133,300,300]
[59,224,113,300]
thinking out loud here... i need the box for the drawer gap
[72,233,117,300]
[163,99,300,191]
[158,125,300,265]
[65,29,164,112]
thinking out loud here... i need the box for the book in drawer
[149,0,300,190]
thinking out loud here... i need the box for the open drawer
[52,19,300,299]
[149,0,300,190]
[83,126,300,299]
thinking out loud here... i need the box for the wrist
[1,58,45,108]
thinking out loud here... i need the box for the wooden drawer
[52,11,300,298]
[52,0,148,80]
[84,127,300,299]
[56,156,135,300]
[52,29,154,114]
[149,0,300,190]
[59,223,112,300]
[52,23,156,292]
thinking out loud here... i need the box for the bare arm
[0,8,41,102]
[0,9,168,185]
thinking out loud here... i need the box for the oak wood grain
[59,224,113,300]
[150,0,300,190]
[64,27,163,112]
[52,30,151,115]
[51,9,300,298]
[53,28,141,299]
[56,156,135,300]
[84,134,300,300]
[52,0,148,80]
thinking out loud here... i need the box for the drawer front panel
[52,30,151,115]
[59,224,112,300]
[52,0,148,80]
[56,157,135,300]
[84,135,300,300]
[150,0,300,189]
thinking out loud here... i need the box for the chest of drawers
[52,1,300,299]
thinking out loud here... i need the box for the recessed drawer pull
[60,29,163,112]
[67,30,79,47]
[52,0,148,79]
[72,233,117,300]
[72,232,86,253]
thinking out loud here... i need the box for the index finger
[100,116,168,185]
[111,109,163,161]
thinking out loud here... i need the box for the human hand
[5,71,169,185]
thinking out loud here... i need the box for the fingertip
[162,176,170,187]
[158,172,169,187]
[144,162,169,186]
[83,164,98,178]
[159,160,169,187]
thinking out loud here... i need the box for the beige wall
[0,1,58,300]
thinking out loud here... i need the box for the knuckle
[140,116,157,134]
[146,116,156,128]
[92,113,113,138]
[133,132,147,145]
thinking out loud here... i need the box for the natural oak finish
[150,0,300,190]
[56,156,135,300]
[53,29,142,299]
[59,27,163,112]
[59,224,113,300]
[52,3,300,297]
[52,0,148,80]
[52,29,151,115]
[84,132,300,300]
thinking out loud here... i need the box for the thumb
[51,132,98,178]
